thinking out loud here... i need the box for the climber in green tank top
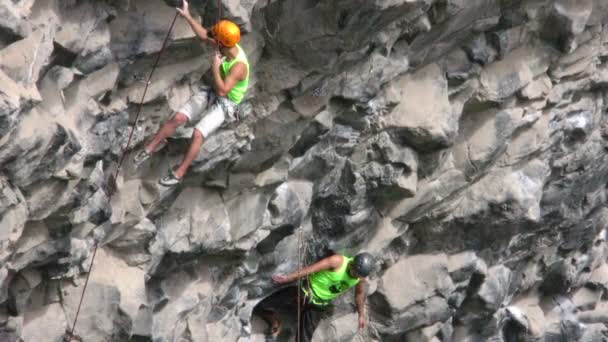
[132,0,250,186]
[268,252,375,341]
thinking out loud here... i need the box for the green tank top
[220,44,249,104]
[308,256,360,303]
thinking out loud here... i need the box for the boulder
[381,63,456,150]
[541,0,594,50]
[375,254,454,332]
[453,108,535,177]
[351,132,418,200]
[0,177,28,255]
[0,27,54,85]
[478,43,555,102]
[311,313,358,342]
[0,0,33,40]
[0,69,41,139]
[21,303,67,342]
[61,281,131,341]
[268,181,313,228]
[155,187,232,253]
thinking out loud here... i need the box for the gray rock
[147,259,235,341]
[20,303,67,342]
[0,119,82,188]
[0,176,28,265]
[351,132,418,200]
[448,251,488,307]
[519,74,553,100]
[0,0,32,40]
[550,34,601,80]
[463,34,496,65]
[268,181,313,228]
[488,25,531,59]
[478,43,556,102]
[404,322,443,342]
[108,218,156,250]
[54,1,112,58]
[409,0,502,67]
[234,106,307,173]
[155,187,231,254]
[7,269,42,313]
[4,1,608,341]
[572,286,602,311]
[63,62,120,113]
[335,51,409,102]
[0,69,41,139]
[290,124,361,180]
[61,282,131,341]
[37,66,75,118]
[0,266,12,305]
[0,27,54,85]
[579,323,608,342]
[476,265,514,312]
[381,63,456,150]
[375,254,454,332]
[541,0,594,51]
[311,313,358,342]
[453,107,538,177]
[124,57,206,105]
[226,189,272,246]
[406,160,550,256]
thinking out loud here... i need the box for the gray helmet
[352,252,374,277]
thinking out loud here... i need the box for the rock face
[1,0,608,341]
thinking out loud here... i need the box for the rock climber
[133,0,249,186]
[264,252,374,342]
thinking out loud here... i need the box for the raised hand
[271,274,290,284]
[176,0,191,19]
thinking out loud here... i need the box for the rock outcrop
[1,0,608,341]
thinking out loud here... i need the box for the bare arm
[212,61,247,97]
[273,255,344,284]
[355,279,366,330]
[177,0,215,44]
[183,15,214,43]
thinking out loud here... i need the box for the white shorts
[178,86,238,138]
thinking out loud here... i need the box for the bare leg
[174,129,204,179]
[145,112,189,153]
[259,309,281,337]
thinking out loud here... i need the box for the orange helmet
[211,20,240,47]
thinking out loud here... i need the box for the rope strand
[66,12,179,341]
[296,227,303,342]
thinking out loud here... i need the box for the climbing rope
[68,0,229,338]
[66,11,179,341]
[296,227,303,342]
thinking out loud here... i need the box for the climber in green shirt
[133,0,249,186]
[267,252,374,341]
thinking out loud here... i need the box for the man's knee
[192,129,205,143]
[171,112,189,126]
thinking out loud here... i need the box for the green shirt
[307,256,360,304]
[220,44,249,104]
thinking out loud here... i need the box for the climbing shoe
[159,169,182,186]
[133,150,151,168]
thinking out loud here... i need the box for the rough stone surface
[2,1,608,341]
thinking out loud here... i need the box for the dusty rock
[381,63,455,150]
[0,28,54,85]
[374,254,454,333]
[2,1,608,341]
[478,43,555,102]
